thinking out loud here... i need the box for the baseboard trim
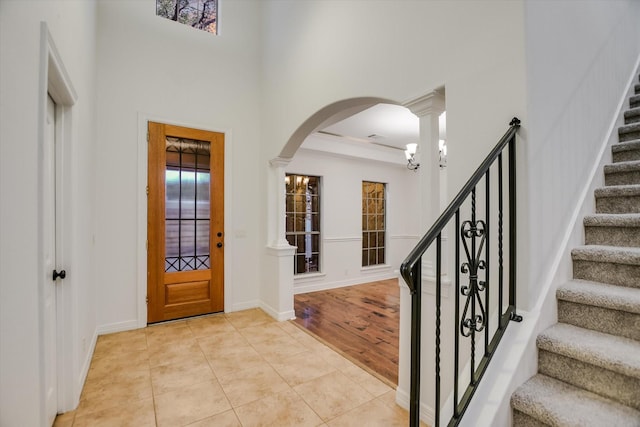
[294,272,398,294]
[228,300,260,313]
[68,327,99,413]
[96,320,140,336]
[259,301,295,321]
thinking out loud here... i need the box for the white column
[395,91,447,425]
[263,157,296,321]
[404,91,445,280]
[269,157,292,248]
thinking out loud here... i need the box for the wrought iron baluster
[471,188,476,383]
[454,210,460,419]
[435,234,442,427]
[409,260,422,427]
[460,187,488,386]
[498,153,504,329]
[508,130,522,322]
[485,170,490,356]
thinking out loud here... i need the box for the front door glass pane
[165,137,211,272]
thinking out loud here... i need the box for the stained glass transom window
[165,137,211,272]
[362,181,386,267]
[285,174,320,275]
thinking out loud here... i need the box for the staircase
[510,76,640,426]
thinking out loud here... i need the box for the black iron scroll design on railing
[400,118,522,427]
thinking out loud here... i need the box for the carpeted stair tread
[619,122,640,142]
[604,159,640,186]
[595,184,640,197]
[631,94,640,109]
[557,279,640,315]
[594,184,640,213]
[604,159,640,174]
[625,107,640,124]
[537,323,640,378]
[511,374,640,427]
[584,213,640,246]
[584,213,640,227]
[571,245,640,265]
[613,140,640,152]
[635,83,640,94]
[619,123,640,133]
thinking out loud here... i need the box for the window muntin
[156,0,218,35]
[285,174,320,275]
[362,181,386,267]
[165,137,211,272]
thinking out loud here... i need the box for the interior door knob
[52,269,66,280]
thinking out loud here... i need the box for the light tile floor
[54,308,419,427]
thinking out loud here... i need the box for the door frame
[136,114,233,327]
[38,23,78,419]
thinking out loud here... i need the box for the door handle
[216,242,223,248]
[52,269,66,280]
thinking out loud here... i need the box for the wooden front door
[147,122,224,323]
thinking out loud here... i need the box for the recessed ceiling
[317,103,419,150]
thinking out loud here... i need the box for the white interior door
[44,94,58,425]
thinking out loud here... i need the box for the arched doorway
[266,97,426,385]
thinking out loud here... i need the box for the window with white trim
[362,181,386,267]
[285,174,320,275]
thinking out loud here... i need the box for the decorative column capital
[269,156,292,168]
[403,90,445,118]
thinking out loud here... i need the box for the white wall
[0,0,98,424]
[523,0,640,310]
[285,137,420,294]
[93,0,263,329]
[260,1,527,174]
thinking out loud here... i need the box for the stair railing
[401,117,522,427]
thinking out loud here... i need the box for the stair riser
[604,170,640,186]
[595,195,640,214]
[538,351,640,411]
[513,410,547,427]
[619,129,640,142]
[573,260,640,288]
[625,114,640,125]
[604,170,640,185]
[557,300,640,341]
[633,100,640,109]
[612,149,640,163]
[584,226,640,247]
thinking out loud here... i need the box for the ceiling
[312,103,420,151]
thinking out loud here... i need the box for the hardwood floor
[293,279,400,385]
